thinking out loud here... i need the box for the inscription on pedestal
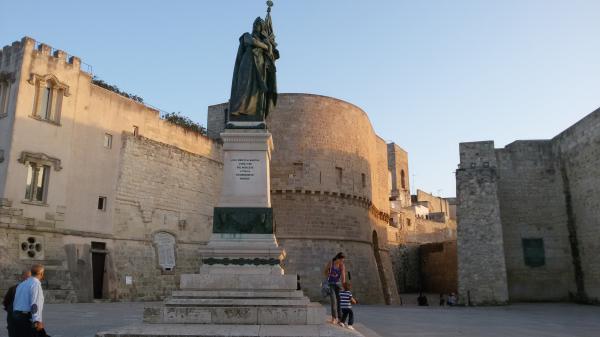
[232,158,259,182]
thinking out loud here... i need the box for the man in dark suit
[3,270,31,337]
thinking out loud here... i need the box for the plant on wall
[162,112,207,136]
[91,76,144,103]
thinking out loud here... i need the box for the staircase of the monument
[143,265,324,325]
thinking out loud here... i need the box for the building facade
[457,107,600,305]
[0,37,222,302]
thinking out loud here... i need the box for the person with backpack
[323,252,346,324]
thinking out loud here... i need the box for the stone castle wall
[553,108,600,301]
[0,132,222,302]
[263,94,400,305]
[456,141,509,305]
[495,141,575,301]
[109,134,222,299]
[457,107,600,304]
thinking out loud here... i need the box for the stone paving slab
[95,323,363,337]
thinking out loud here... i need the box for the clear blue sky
[3,1,600,197]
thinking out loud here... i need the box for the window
[336,167,343,186]
[400,170,406,190]
[104,133,113,149]
[293,162,303,179]
[98,196,107,211]
[361,173,366,188]
[24,163,49,203]
[0,81,10,116]
[406,219,411,227]
[32,79,64,123]
[133,125,139,136]
[522,238,545,267]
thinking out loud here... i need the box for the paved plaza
[1,302,599,337]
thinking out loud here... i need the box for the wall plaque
[153,232,176,271]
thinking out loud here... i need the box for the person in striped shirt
[338,282,357,330]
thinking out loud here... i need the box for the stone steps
[144,302,325,325]
[180,273,297,291]
[97,323,364,337]
[171,290,305,298]
[165,297,311,307]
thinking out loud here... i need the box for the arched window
[29,74,69,124]
[400,170,406,190]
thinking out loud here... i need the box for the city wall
[457,107,600,304]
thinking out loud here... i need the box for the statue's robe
[229,32,278,121]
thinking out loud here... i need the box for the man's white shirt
[13,277,44,322]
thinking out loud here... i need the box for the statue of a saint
[228,13,279,124]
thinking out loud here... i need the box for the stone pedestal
[97,129,365,337]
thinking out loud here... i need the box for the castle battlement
[0,36,90,74]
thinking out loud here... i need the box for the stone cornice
[27,73,71,96]
[17,151,62,171]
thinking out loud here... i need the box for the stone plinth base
[96,323,366,337]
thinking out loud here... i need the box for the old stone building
[0,37,222,302]
[457,107,600,305]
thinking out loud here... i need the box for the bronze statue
[228,4,279,124]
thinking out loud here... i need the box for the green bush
[162,112,207,136]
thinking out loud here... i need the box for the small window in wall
[400,170,406,190]
[98,196,107,211]
[336,167,343,186]
[522,238,545,267]
[361,173,366,188]
[104,133,113,149]
[293,162,303,179]
[24,163,50,203]
[0,81,10,116]
[406,219,411,227]
[133,125,139,136]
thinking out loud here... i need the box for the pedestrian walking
[3,270,31,337]
[323,252,346,324]
[12,264,49,337]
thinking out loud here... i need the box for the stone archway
[372,230,391,305]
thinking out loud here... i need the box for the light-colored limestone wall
[262,94,399,304]
[267,94,390,214]
[0,40,24,196]
[2,37,221,237]
[387,143,410,207]
[0,37,223,302]
[554,108,600,302]
[113,134,222,244]
[456,141,509,305]
[416,189,449,215]
[495,141,575,301]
